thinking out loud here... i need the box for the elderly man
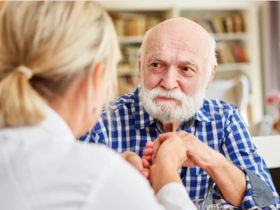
[80,18,279,209]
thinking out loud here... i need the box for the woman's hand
[152,132,187,169]
[148,133,188,194]
[120,151,150,178]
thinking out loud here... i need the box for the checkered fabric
[80,85,280,209]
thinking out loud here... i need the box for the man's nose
[159,68,179,91]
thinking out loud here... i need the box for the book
[215,42,248,64]
[188,15,245,34]
[233,15,243,33]
[225,16,234,33]
[234,46,247,63]
[207,20,216,33]
[215,42,229,63]
[213,17,226,33]
[111,13,164,37]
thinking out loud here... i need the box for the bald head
[138,18,217,83]
[149,18,211,58]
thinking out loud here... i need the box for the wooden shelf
[118,36,143,44]
[119,33,248,44]
[118,71,140,77]
[213,33,248,41]
[217,63,250,71]
[100,2,254,11]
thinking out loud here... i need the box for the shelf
[213,33,248,41]
[119,33,248,44]
[118,36,143,44]
[118,71,140,77]
[100,2,254,11]
[217,63,250,71]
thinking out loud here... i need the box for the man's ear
[138,53,142,74]
[92,62,105,102]
[206,65,217,89]
[138,61,141,73]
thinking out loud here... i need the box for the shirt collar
[42,106,76,142]
[133,84,215,130]
[195,107,215,122]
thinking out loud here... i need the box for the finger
[176,130,190,138]
[152,138,161,164]
[120,151,128,159]
[142,156,152,162]
[145,141,154,148]
[142,158,150,168]
[141,168,150,179]
[127,154,143,172]
[143,148,153,156]
[158,132,179,144]
[158,133,169,142]
[182,159,196,167]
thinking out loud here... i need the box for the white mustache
[148,87,187,103]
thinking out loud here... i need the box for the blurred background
[100,1,280,137]
[0,0,279,194]
[98,1,280,138]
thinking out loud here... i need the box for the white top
[0,107,196,210]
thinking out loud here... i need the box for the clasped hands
[121,131,220,183]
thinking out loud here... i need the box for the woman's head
[0,2,120,134]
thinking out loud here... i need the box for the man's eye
[183,67,191,71]
[152,63,160,68]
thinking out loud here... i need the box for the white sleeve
[157,183,197,210]
[85,154,196,210]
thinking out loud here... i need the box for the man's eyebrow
[182,60,198,66]
[149,55,164,62]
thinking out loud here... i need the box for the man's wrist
[203,151,226,176]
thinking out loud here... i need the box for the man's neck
[158,116,195,132]
[159,122,182,132]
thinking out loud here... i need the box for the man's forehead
[147,53,199,66]
[144,18,210,59]
[145,42,202,65]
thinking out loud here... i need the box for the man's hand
[144,131,221,171]
[144,131,247,207]
[120,151,150,179]
[176,131,221,170]
[142,141,154,170]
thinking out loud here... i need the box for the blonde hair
[0,1,121,128]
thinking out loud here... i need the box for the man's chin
[154,103,179,111]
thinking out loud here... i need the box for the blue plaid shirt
[80,85,280,210]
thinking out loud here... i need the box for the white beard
[140,80,206,124]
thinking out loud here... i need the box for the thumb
[141,168,150,179]
[152,138,161,164]
[126,153,144,172]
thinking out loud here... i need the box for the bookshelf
[118,33,248,43]
[100,2,263,125]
